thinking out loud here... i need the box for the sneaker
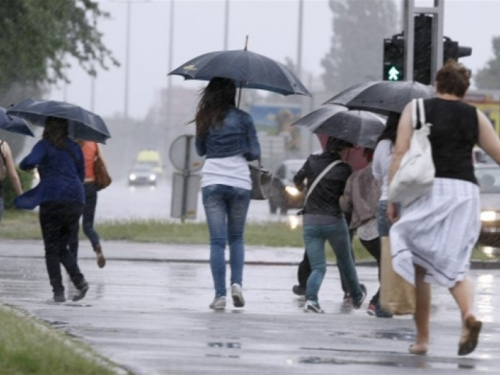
[343,292,351,301]
[367,302,377,316]
[53,293,66,303]
[352,284,367,309]
[209,296,226,310]
[231,284,245,308]
[304,300,324,313]
[94,244,106,269]
[72,281,89,302]
[375,306,393,318]
[292,285,306,296]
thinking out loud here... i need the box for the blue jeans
[377,200,391,237]
[202,184,251,298]
[69,182,100,259]
[304,219,363,304]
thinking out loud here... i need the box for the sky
[48,0,500,120]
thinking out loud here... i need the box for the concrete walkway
[1,239,500,374]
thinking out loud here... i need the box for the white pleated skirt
[389,178,481,288]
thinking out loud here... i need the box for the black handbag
[249,161,272,200]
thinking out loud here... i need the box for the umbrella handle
[244,35,248,51]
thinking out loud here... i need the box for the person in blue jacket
[195,77,261,311]
[15,116,89,303]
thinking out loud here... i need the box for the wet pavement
[1,239,500,374]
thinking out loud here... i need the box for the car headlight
[129,174,136,181]
[481,211,499,222]
[285,186,300,196]
[149,174,157,181]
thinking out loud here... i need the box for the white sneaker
[209,296,226,310]
[231,284,245,307]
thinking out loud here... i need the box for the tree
[0,0,119,157]
[475,36,500,90]
[321,0,398,93]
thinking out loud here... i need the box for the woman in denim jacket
[195,77,261,311]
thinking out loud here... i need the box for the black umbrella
[324,80,434,115]
[293,104,386,148]
[7,99,111,144]
[168,49,311,97]
[0,107,34,137]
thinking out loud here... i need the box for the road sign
[169,134,204,172]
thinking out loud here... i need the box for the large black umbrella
[324,80,434,115]
[293,104,386,148]
[7,99,111,144]
[168,49,311,97]
[0,107,34,137]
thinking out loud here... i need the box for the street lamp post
[167,0,175,128]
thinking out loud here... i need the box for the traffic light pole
[403,0,444,84]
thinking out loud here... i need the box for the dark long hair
[194,77,236,138]
[376,112,401,145]
[43,116,69,149]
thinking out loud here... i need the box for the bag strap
[412,98,428,130]
[304,160,342,204]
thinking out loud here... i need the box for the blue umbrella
[0,107,34,136]
[7,99,111,144]
[168,49,311,97]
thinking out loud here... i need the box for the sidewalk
[1,240,500,374]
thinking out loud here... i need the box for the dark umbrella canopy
[0,107,34,137]
[293,105,386,148]
[7,99,110,144]
[168,49,311,96]
[324,80,434,115]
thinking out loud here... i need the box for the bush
[2,168,34,210]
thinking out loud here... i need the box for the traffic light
[383,35,405,81]
[382,15,472,84]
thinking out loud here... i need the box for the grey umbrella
[293,104,386,148]
[324,80,434,115]
[7,99,110,144]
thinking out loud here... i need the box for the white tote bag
[388,98,435,207]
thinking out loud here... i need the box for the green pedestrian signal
[387,66,402,81]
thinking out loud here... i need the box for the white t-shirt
[372,139,393,201]
[201,154,252,190]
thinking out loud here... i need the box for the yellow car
[136,149,164,176]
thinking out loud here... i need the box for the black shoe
[292,285,306,296]
[72,281,89,302]
[53,293,66,303]
[353,284,367,309]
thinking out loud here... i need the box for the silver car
[476,164,500,249]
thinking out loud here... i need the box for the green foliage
[0,0,118,89]
[321,0,399,93]
[2,167,34,210]
[475,36,500,89]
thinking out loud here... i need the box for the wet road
[0,240,499,374]
[97,178,295,223]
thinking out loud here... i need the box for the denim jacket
[195,107,260,161]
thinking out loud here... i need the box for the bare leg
[410,264,431,354]
[450,277,482,355]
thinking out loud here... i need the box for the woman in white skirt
[387,60,500,356]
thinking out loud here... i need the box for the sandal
[409,344,428,355]
[95,245,106,269]
[458,316,482,356]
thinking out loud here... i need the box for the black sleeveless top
[424,97,478,184]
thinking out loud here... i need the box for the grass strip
[0,304,118,375]
[0,210,496,261]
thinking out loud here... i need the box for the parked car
[476,164,500,248]
[269,159,306,214]
[128,164,158,186]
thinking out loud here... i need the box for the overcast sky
[48,0,500,119]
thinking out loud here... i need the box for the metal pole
[223,0,230,50]
[403,0,415,81]
[124,0,131,118]
[296,0,304,81]
[181,135,192,223]
[167,0,175,128]
[431,0,444,83]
